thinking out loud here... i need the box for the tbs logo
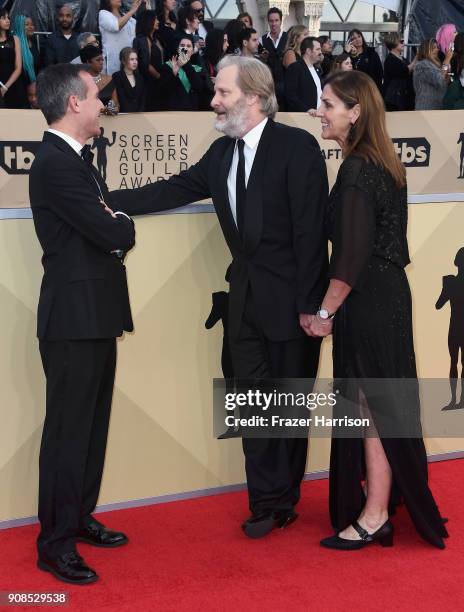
[392,138,430,167]
[0,141,40,174]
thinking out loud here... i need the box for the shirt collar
[47,129,84,155]
[242,118,268,151]
[266,31,282,46]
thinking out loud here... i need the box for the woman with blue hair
[0,7,29,107]
[13,13,40,107]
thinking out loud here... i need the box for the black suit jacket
[261,32,288,87]
[202,20,214,34]
[112,120,328,341]
[29,132,136,341]
[285,59,320,112]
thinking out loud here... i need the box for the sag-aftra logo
[0,141,41,174]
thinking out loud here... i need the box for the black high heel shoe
[320,520,394,550]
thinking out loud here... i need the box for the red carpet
[1,459,463,612]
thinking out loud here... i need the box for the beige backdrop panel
[1,111,464,523]
[1,109,464,208]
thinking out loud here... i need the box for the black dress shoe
[77,519,128,548]
[37,552,98,585]
[320,520,394,550]
[242,510,298,539]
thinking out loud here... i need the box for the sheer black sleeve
[329,185,375,288]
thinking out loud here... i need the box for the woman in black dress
[312,70,448,550]
[12,14,40,108]
[199,28,228,110]
[155,0,177,56]
[133,9,164,110]
[383,32,415,111]
[80,44,119,114]
[345,29,383,92]
[0,8,27,108]
[113,47,145,112]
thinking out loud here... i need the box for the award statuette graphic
[91,128,116,181]
[436,247,464,410]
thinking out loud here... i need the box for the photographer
[175,5,201,64]
[160,36,204,110]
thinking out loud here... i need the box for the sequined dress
[326,155,448,548]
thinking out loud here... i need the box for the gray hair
[77,32,95,49]
[37,63,89,125]
[217,55,278,118]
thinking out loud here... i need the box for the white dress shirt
[47,128,82,155]
[227,118,268,226]
[198,22,208,40]
[308,64,322,108]
[262,31,283,49]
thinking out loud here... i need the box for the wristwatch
[317,308,335,321]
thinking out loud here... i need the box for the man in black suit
[30,63,136,585]
[112,56,328,539]
[285,36,323,112]
[260,7,288,109]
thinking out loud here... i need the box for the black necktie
[81,144,94,166]
[235,139,246,238]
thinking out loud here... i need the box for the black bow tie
[81,144,94,166]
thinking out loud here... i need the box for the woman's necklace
[93,74,103,85]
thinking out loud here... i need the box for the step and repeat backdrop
[1,110,464,524]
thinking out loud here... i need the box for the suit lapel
[43,131,109,199]
[215,139,242,252]
[242,119,274,255]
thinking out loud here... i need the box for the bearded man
[111,55,328,539]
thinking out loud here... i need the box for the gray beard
[214,98,249,139]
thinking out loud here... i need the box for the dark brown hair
[324,70,406,188]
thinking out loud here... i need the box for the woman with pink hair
[436,23,457,56]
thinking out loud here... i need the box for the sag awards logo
[0,129,191,185]
[0,141,40,174]
[89,128,190,188]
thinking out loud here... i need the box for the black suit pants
[37,338,116,558]
[229,291,321,515]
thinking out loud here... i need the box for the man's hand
[309,316,333,338]
[299,313,316,337]
[99,197,116,218]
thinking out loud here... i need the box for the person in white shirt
[109,56,328,540]
[260,7,288,108]
[98,0,141,75]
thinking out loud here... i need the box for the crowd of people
[0,2,463,114]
